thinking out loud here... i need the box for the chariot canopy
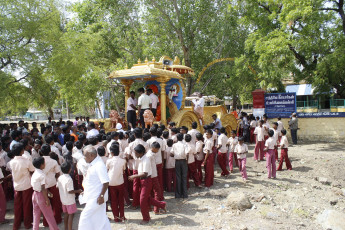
[108,56,194,125]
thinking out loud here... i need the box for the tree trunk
[183,47,194,96]
[96,100,104,119]
[66,100,70,119]
[112,88,121,112]
[48,107,54,120]
[232,95,238,111]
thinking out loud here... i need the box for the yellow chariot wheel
[220,114,239,136]
[170,110,202,133]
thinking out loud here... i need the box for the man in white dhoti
[192,93,205,126]
[78,146,111,230]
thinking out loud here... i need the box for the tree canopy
[1,0,344,117]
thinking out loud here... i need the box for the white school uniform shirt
[227,136,238,152]
[164,147,175,169]
[172,141,187,160]
[57,174,76,205]
[263,122,270,136]
[10,140,19,150]
[218,134,228,153]
[50,144,64,165]
[0,169,4,184]
[234,143,248,159]
[254,126,265,142]
[187,129,199,145]
[171,134,177,143]
[22,151,32,162]
[31,169,46,192]
[129,139,149,170]
[86,128,99,139]
[106,156,126,186]
[265,137,276,150]
[138,94,152,109]
[270,128,279,145]
[127,97,137,111]
[31,149,40,159]
[203,138,213,154]
[185,142,196,164]
[0,150,8,167]
[147,136,164,165]
[195,140,204,161]
[150,93,159,109]
[138,154,152,177]
[250,120,257,128]
[72,148,84,163]
[280,136,289,148]
[124,146,134,170]
[277,121,284,136]
[119,139,129,158]
[106,139,116,156]
[146,150,158,178]
[83,156,109,202]
[77,158,89,177]
[54,142,62,152]
[62,145,68,156]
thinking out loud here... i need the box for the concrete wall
[276,118,345,142]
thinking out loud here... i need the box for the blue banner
[297,112,345,118]
[265,93,296,118]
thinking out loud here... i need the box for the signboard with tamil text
[265,93,297,118]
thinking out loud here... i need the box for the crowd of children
[0,114,292,228]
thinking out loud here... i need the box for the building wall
[278,118,345,142]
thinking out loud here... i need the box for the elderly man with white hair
[78,146,111,230]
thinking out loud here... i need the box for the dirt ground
[2,142,345,230]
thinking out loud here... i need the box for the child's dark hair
[168,122,175,127]
[162,131,169,139]
[181,126,188,132]
[40,144,51,156]
[75,140,83,150]
[273,122,278,127]
[128,134,135,143]
[159,124,166,130]
[88,137,98,146]
[149,127,157,136]
[192,122,197,129]
[110,142,120,156]
[157,129,163,138]
[171,128,179,134]
[238,136,244,142]
[281,129,287,135]
[206,129,213,135]
[268,129,274,137]
[184,134,191,142]
[49,152,59,163]
[134,144,146,155]
[118,132,124,140]
[151,141,160,149]
[61,162,71,174]
[220,127,226,134]
[33,156,45,169]
[12,143,24,156]
[177,133,184,141]
[167,139,173,147]
[78,134,86,142]
[111,132,119,139]
[134,128,142,138]
[278,116,281,120]
[196,133,203,141]
[66,141,73,151]
[143,133,151,142]
[231,130,237,135]
[45,135,54,144]
[259,120,264,124]
[97,146,106,157]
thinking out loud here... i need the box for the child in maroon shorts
[57,162,83,230]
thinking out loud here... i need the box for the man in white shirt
[187,122,199,145]
[254,120,265,162]
[147,88,159,117]
[171,133,188,199]
[86,122,99,139]
[137,88,152,128]
[217,128,229,177]
[127,91,138,129]
[212,114,222,130]
[78,146,111,230]
[192,93,205,125]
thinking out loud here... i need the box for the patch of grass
[293,208,309,218]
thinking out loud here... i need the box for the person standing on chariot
[192,93,205,126]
